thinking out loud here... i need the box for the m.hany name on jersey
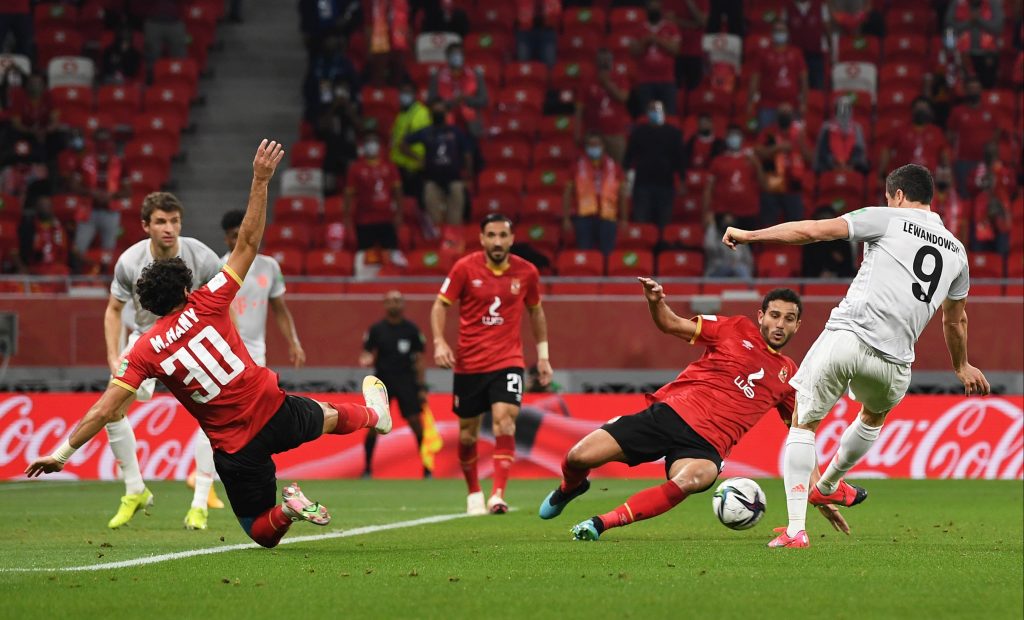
[902,221,961,254]
[150,308,200,353]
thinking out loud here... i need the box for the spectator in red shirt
[785,0,830,90]
[577,49,631,163]
[0,0,32,58]
[703,126,765,230]
[629,0,682,115]
[931,166,966,242]
[755,102,812,225]
[344,133,403,250]
[947,75,999,195]
[877,97,952,182]
[813,95,869,174]
[17,194,69,276]
[945,0,1005,88]
[429,42,488,137]
[70,128,133,254]
[747,20,808,130]
[666,0,708,90]
[9,74,60,160]
[969,149,1012,255]
[682,113,725,171]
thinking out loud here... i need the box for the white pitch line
[3,511,475,573]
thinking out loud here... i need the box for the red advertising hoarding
[1,393,1020,481]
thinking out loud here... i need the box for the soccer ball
[712,477,766,530]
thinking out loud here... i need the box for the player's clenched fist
[637,277,665,303]
[721,226,751,250]
[253,139,285,182]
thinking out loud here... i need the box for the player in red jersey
[25,140,394,548]
[538,279,854,541]
[431,213,553,515]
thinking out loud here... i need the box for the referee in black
[359,290,430,478]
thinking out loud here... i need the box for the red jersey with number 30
[648,314,798,458]
[438,252,541,374]
[114,266,286,453]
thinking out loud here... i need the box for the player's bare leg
[572,458,719,541]
[105,394,153,529]
[487,402,519,514]
[539,429,626,519]
[458,415,487,515]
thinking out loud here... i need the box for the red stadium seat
[496,86,545,115]
[616,223,659,250]
[264,223,313,250]
[656,250,704,277]
[608,250,654,276]
[557,30,602,64]
[273,196,320,226]
[756,247,802,278]
[969,252,1004,278]
[133,112,183,154]
[525,168,570,194]
[829,90,873,121]
[52,193,90,224]
[885,9,935,37]
[503,62,549,89]
[49,85,93,120]
[464,32,512,64]
[97,84,142,120]
[290,140,326,169]
[817,171,866,212]
[556,250,604,276]
[363,86,399,108]
[876,87,916,120]
[520,223,561,252]
[520,192,562,224]
[536,115,575,140]
[982,89,1017,128]
[608,7,644,30]
[264,248,303,276]
[486,112,538,141]
[303,249,354,276]
[836,35,880,64]
[478,168,525,194]
[34,3,78,29]
[473,190,521,221]
[322,196,345,221]
[36,27,83,65]
[127,162,168,192]
[532,138,576,169]
[882,35,929,66]
[469,5,516,33]
[0,193,21,223]
[405,249,452,275]
[662,223,704,249]
[686,88,734,117]
[877,62,924,92]
[552,60,596,87]
[153,58,200,99]
[562,6,606,33]
[747,5,784,35]
[481,137,531,170]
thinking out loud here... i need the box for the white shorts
[114,331,156,401]
[790,329,911,424]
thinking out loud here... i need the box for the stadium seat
[133,112,183,155]
[608,6,644,30]
[466,58,501,92]
[264,247,303,276]
[481,138,531,171]
[496,86,545,115]
[47,55,94,88]
[464,32,510,65]
[882,35,929,66]
[124,136,175,171]
[416,31,462,64]
[525,168,570,194]
[969,252,1004,278]
[686,88,734,117]
[531,138,576,169]
[322,196,345,221]
[557,30,601,64]
[280,168,324,198]
[556,250,604,276]
[756,247,802,278]
[405,249,452,275]
[0,193,21,223]
[536,115,575,140]
[885,8,935,36]
[65,110,115,136]
[290,140,326,169]
[616,223,659,250]
[662,223,704,249]
[656,250,704,277]
[830,89,873,121]
[876,87,916,121]
[519,192,562,225]
[127,162,168,192]
[562,6,606,33]
[264,223,313,251]
[153,58,200,100]
[144,84,192,128]
[746,5,783,35]
[478,168,525,194]
[552,61,596,87]
[52,193,91,223]
[34,2,78,29]
[470,4,516,33]
[836,35,881,64]
[520,223,561,253]
[303,249,354,276]
[36,28,83,66]
[97,84,143,120]
[877,62,924,92]
[272,196,320,226]
[473,190,521,221]
[982,89,1017,129]
[486,112,538,141]
[504,62,549,89]
[832,62,878,101]
[608,250,654,276]
[49,85,93,121]
[817,171,866,212]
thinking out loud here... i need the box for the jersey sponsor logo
[149,308,200,354]
[482,296,504,326]
[207,272,227,292]
[734,367,765,399]
[510,278,521,295]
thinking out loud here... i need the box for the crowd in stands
[0,0,223,277]
[279,0,1023,280]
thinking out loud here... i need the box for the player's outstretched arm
[226,139,285,282]
[941,298,991,396]
[638,277,699,341]
[722,217,850,249]
[430,297,455,368]
[25,384,135,477]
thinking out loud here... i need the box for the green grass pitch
[1,478,1021,619]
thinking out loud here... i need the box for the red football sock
[597,481,687,531]
[559,456,590,493]
[248,505,292,548]
[330,402,379,435]
[490,435,515,499]
[458,441,481,494]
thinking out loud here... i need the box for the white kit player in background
[218,209,305,368]
[104,192,224,530]
[722,163,990,548]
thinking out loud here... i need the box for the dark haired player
[539,281,852,540]
[431,214,553,515]
[27,141,394,549]
[724,163,989,548]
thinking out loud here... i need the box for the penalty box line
[3,511,476,573]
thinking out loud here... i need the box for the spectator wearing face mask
[747,20,808,129]
[577,48,631,163]
[877,97,951,182]
[703,126,765,230]
[786,0,830,90]
[945,0,1004,88]
[515,0,561,68]
[304,35,361,124]
[69,128,132,254]
[623,100,684,230]
[931,167,966,243]
[947,75,999,195]
[429,42,488,137]
[563,133,627,256]
[629,0,682,115]
[754,101,812,225]
[813,95,868,174]
[390,80,431,200]
[17,193,69,275]
[402,99,475,227]
[344,133,403,251]
[683,113,725,171]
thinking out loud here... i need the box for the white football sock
[784,427,817,538]
[106,418,145,495]
[191,431,215,509]
[818,417,882,495]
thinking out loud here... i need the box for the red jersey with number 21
[648,314,798,459]
[438,252,541,374]
[113,266,286,453]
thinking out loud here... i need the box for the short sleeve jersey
[344,159,400,225]
[648,315,798,459]
[364,318,425,378]
[221,253,286,364]
[113,265,287,453]
[438,252,541,374]
[709,151,761,217]
[827,207,970,364]
[756,46,807,107]
[111,237,222,334]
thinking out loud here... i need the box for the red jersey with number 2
[648,314,798,459]
[114,266,286,453]
[438,252,541,374]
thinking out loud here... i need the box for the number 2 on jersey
[911,246,943,304]
[159,326,245,403]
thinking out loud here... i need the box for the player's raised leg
[105,397,153,529]
[488,402,519,514]
[324,376,391,436]
[810,406,879,506]
[572,458,719,541]
[538,429,627,519]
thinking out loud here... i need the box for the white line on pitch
[2,511,476,572]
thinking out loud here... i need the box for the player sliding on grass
[539,282,853,540]
[26,140,393,549]
[722,163,990,548]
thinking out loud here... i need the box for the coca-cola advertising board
[1,393,1020,481]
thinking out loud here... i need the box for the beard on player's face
[758,317,796,349]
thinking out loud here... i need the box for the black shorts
[356,223,398,250]
[602,402,723,481]
[452,367,523,418]
[212,395,325,519]
[378,373,422,419]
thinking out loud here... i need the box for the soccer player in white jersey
[722,164,991,548]
[218,209,305,368]
[105,192,224,530]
